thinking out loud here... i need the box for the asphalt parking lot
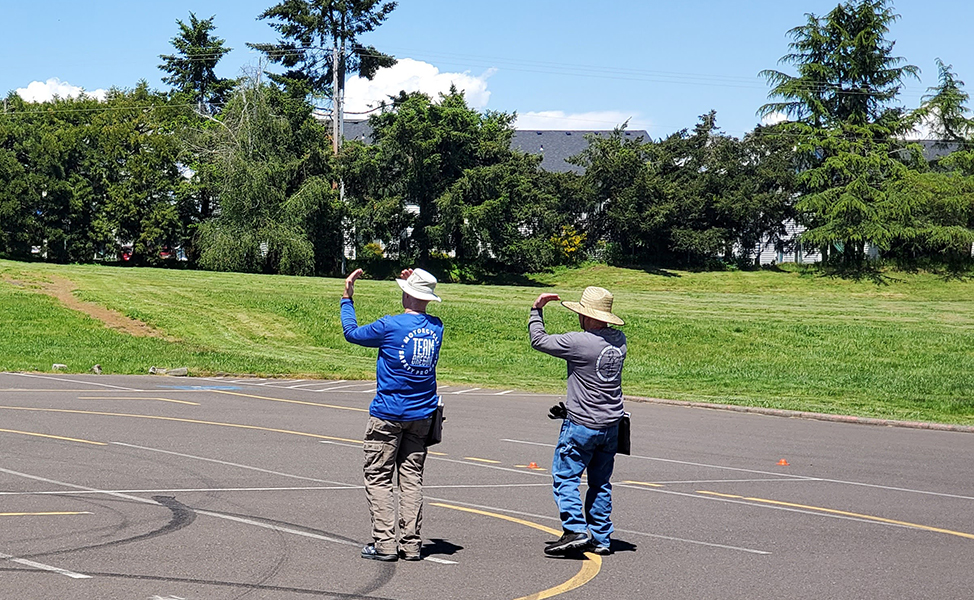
[1,372,972,599]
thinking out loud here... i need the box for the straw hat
[561,286,624,325]
[396,268,442,302]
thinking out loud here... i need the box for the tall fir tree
[158,13,234,110]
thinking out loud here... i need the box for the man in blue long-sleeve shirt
[341,267,444,562]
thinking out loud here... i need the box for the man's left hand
[344,269,364,299]
[533,293,561,309]
[548,402,568,420]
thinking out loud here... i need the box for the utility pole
[333,36,348,273]
[332,41,342,156]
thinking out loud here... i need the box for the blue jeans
[551,419,618,547]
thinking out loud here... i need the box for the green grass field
[1,259,972,425]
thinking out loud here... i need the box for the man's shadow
[543,538,637,559]
[421,538,463,558]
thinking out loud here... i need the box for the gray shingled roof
[915,139,966,162]
[342,120,966,170]
[341,120,650,174]
[512,130,650,173]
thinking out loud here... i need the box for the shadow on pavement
[423,538,463,558]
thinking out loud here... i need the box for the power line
[167,44,936,100]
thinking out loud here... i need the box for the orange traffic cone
[528,462,539,469]
[777,459,790,466]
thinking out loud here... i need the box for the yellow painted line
[213,390,368,412]
[80,396,200,406]
[0,428,106,446]
[431,502,601,600]
[515,465,547,471]
[622,480,664,488]
[697,491,740,499]
[0,406,363,444]
[0,512,91,517]
[464,457,502,464]
[428,451,448,456]
[697,491,974,541]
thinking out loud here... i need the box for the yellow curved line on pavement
[699,491,974,541]
[431,502,601,600]
[0,428,106,446]
[214,390,369,412]
[0,406,363,444]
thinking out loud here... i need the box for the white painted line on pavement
[0,466,446,564]
[494,390,514,395]
[195,510,355,545]
[112,442,350,485]
[8,372,142,391]
[112,444,456,564]
[0,486,361,496]
[424,483,551,489]
[0,551,91,579]
[452,388,481,394]
[424,497,772,555]
[314,383,375,392]
[502,438,822,482]
[654,478,820,485]
[290,380,344,389]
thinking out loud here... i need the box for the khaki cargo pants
[363,416,432,556]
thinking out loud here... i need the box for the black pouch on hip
[425,402,444,447]
[616,412,631,455]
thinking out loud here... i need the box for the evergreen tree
[248,0,396,101]
[913,59,974,145]
[158,13,234,110]
[569,125,670,266]
[760,0,918,129]
[340,89,514,265]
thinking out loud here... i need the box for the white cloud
[343,58,652,132]
[760,111,788,126]
[515,110,649,132]
[344,58,495,114]
[16,78,107,103]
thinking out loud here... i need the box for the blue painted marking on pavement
[158,385,242,390]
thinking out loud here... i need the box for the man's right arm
[528,307,576,360]
[341,298,385,347]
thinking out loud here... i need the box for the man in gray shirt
[529,286,627,556]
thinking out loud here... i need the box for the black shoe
[544,530,592,556]
[589,544,611,555]
[361,544,398,561]
[398,549,422,561]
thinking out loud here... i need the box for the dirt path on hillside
[2,274,170,339]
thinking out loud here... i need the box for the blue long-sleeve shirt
[341,298,443,421]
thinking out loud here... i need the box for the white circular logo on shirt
[398,328,440,375]
[596,346,624,382]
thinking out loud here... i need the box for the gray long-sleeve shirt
[528,307,626,429]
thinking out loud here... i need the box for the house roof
[511,129,650,173]
[342,121,969,171]
[915,139,967,162]
[341,120,650,174]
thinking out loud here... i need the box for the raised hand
[344,268,364,299]
[533,293,561,309]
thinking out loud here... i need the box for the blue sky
[3,1,972,138]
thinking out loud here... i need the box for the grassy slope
[1,259,972,425]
